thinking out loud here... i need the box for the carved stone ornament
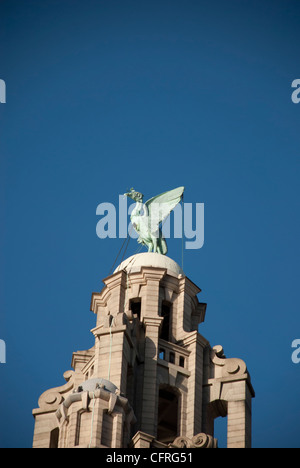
[211,345,247,376]
[170,433,217,449]
[37,371,75,411]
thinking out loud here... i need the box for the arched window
[157,387,179,444]
[49,428,59,448]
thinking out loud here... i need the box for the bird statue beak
[124,188,134,198]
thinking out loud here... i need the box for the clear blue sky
[0,0,300,448]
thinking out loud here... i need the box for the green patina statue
[124,186,184,255]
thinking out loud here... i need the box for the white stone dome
[114,252,184,277]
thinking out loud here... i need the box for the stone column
[227,390,252,448]
[141,316,164,437]
[91,322,133,394]
[182,331,209,438]
[131,431,155,448]
[104,270,127,316]
[88,396,105,448]
[207,346,255,448]
[111,411,124,448]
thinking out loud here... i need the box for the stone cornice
[71,348,94,370]
[205,374,255,399]
[158,338,191,357]
[103,270,127,289]
[181,330,210,348]
[178,275,202,296]
[91,323,134,349]
[142,316,164,328]
[140,266,167,282]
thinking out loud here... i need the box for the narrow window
[179,356,185,368]
[157,388,179,444]
[130,299,141,320]
[160,302,171,341]
[159,349,166,360]
[169,352,175,364]
[101,411,114,447]
[49,428,59,448]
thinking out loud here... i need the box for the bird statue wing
[144,186,185,229]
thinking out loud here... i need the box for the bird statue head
[124,188,144,202]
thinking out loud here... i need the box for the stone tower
[32,253,255,448]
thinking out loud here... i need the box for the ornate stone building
[32,253,255,448]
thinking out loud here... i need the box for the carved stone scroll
[170,433,217,448]
[37,370,75,411]
[211,345,247,377]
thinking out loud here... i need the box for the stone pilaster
[91,321,133,394]
[141,316,164,437]
[227,387,252,448]
[182,331,209,438]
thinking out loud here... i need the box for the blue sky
[0,0,300,448]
